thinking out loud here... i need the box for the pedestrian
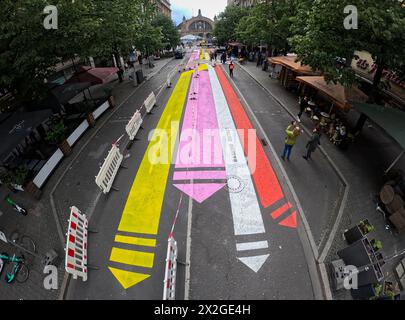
[214,51,218,61]
[303,128,321,160]
[281,121,302,161]
[229,61,235,78]
[297,95,309,121]
[221,52,227,64]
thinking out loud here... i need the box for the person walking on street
[229,61,235,78]
[297,95,309,121]
[281,121,302,161]
[303,128,321,160]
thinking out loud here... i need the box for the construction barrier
[65,206,88,281]
[163,236,178,300]
[144,92,157,113]
[125,110,143,141]
[95,143,123,194]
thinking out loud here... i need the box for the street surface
[64,50,319,300]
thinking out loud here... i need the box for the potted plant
[45,120,71,156]
[358,219,375,235]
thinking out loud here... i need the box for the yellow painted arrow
[108,267,150,290]
[109,70,194,289]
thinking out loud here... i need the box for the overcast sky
[171,0,227,25]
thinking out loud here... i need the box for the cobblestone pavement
[237,61,405,299]
[0,57,174,300]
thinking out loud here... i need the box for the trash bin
[136,69,144,84]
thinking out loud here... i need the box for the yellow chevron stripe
[114,235,156,247]
[110,247,154,268]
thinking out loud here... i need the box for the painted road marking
[174,68,226,203]
[114,235,156,247]
[238,255,270,273]
[208,65,269,272]
[108,70,193,289]
[215,65,284,209]
[108,267,150,290]
[173,170,227,180]
[236,241,269,251]
[117,71,193,235]
[271,202,292,219]
[279,211,297,229]
[110,248,154,268]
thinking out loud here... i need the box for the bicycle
[0,253,29,284]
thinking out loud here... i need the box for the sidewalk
[236,61,405,299]
[0,57,174,300]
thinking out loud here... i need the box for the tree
[236,1,298,52]
[152,14,180,50]
[214,5,251,45]
[289,0,405,102]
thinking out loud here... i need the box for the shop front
[295,76,368,149]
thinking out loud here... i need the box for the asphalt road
[63,52,325,300]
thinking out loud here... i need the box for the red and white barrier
[144,92,157,113]
[126,110,143,141]
[163,235,178,300]
[95,143,123,194]
[65,206,88,281]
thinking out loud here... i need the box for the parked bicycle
[0,253,29,284]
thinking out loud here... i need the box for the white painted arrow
[238,255,270,273]
[209,65,269,273]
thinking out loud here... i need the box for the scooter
[5,197,27,216]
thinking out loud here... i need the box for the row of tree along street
[213,0,404,103]
[0,0,181,191]
[0,0,181,109]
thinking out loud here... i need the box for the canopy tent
[269,55,319,76]
[50,82,92,105]
[353,102,405,173]
[0,110,53,163]
[228,42,244,47]
[180,34,202,41]
[296,76,369,111]
[66,66,119,85]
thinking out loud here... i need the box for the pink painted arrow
[173,69,226,203]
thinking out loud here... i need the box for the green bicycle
[0,253,29,284]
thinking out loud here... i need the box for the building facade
[177,10,215,40]
[155,0,171,17]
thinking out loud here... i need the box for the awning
[269,55,319,76]
[0,109,53,161]
[66,66,119,85]
[228,42,244,47]
[296,76,369,111]
[51,82,92,105]
[353,103,405,150]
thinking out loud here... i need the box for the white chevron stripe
[236,241,269,252]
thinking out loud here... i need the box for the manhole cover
[226,176,245,193]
